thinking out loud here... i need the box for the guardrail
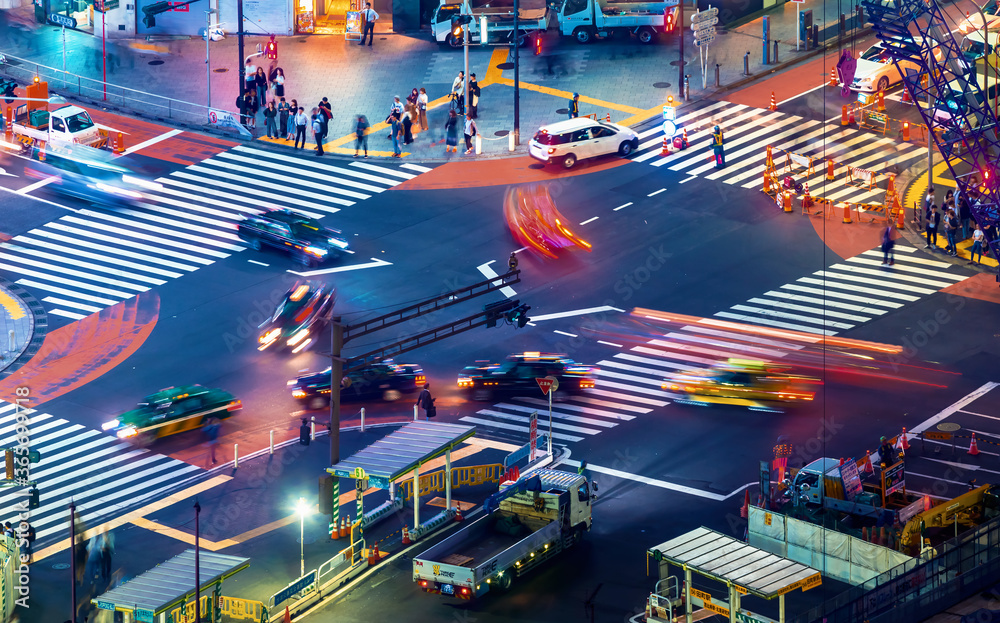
[0,51,212,127]
[396,463,504,501]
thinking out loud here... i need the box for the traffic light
[142,1,171,28]
[28,486,39,510]
[265,35,278,60]
[451,14,472,38]
[4,449,12,480]
[506,304,531,328]
[484,299,518,328]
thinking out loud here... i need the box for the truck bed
[469,0,547,19]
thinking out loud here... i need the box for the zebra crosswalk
[0,147,427,322]
[0,400,202,546]
[715,244,971,336]
[630,100,921,205]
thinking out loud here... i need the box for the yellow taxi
[662,359,819,410]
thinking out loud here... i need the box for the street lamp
[295,497,310,577]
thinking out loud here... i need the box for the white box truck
[431,0,549,47]
[557,0,676,44]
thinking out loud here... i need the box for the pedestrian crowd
[923,186,994,265]
[234,60,486,157]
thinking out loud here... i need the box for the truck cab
[13,103,104,149]
[790,457,842,505]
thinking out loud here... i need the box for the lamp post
[296,497,310,577]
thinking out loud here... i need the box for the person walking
[444,109,459,153]
[294,107,308,149]
[254,66,268,106]
[235,90,250,127]
[402,104,414,144]
[463,112,477,154]
[468,73,481,119]
[944,208,959,256]
[299,418,311,446]
[270,67,286,99]
[99,529,114,583]
[263,101,278,138]
[969,223,985,264]
[712,125,725,168]
[568,92,580,119]
[925,204,940,248]
[312,110,325,156]
[204,417,221,464]
[316,103,330,145]
[354,114,370,157]
[881,225,896,266]
[390,114,403,157]
[359,2,379,46]
[417,88,429,132]
[416,383,436,419]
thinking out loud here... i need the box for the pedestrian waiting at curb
[464,112,477,155]
[354,114,370,158]
[294,107,308,149]
[270,67,286,99]
[469,73,481,119]
[286,99,298,140]
[263,101,278,138]
[299,418,311,446]
[311,109,325,156]
[277,97,291,139]
[944,208,959,256]
[254,67,268,107]
[444,109,459,153]
[417,88,429,132]
[969,223,985,265]
[925,204,939,248]
[390,114,403,157]
[402,104,414,145]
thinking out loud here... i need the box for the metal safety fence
[397,463,504,501]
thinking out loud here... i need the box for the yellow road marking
[257,135,408,157]
[32,474,231,562]
[0,290,26,321]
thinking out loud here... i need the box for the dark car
[258,281,335,352]
[24,143,162,208]
[288,361,426,408]
[237,208,350,267]
[457,352,596,401]
[102,385,242,446]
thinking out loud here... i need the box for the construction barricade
[847,166,877,191]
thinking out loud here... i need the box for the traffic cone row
[368,541,382,565]
[969,433,980,456]
[338,516,350,538]
[769,91,777,112]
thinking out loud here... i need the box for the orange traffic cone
[681,128,689,149]
[605,112,611,122]
[861,526,868,542]
[454,504,464,522]
[769,91,777,112]
[331,518,340,540]
[740,489,750,518]
[661,135,671,156]
[862,450,875,475]
[368,541,381,565]
[284,606,292,623]
[969,433,980,456]
[901,86,911,104]
[402,525,411,545]
[829,67,838,86]
[340,516,349,538]
[802,183,812,209]
[898,427,911,451]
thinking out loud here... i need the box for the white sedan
[848,39,941,93]
[958,0,1000,35]
[529,118,639,169]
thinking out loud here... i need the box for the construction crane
[862,0,1000,280]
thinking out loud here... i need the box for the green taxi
[103,385,242,445]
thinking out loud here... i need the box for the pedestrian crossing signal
[665,11,675,32]
[28,486,39,510]
[265,35,278,60]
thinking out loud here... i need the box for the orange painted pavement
[722,53,840,108]
[940,272,1000,305]
[394,154,629,191]
[88,109,237,166]
[0,293,158,405]
[805,209,888,261]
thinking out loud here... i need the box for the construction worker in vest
[568,93,580,119]
[712,125,725,168]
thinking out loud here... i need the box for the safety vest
[570,99,579,114]
[712,131,724,147]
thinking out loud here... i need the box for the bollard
[827,159,835,180]
[743,52,750,76]
[116,131,124,154]
[269,430,274,455]
[773,40,779,64]
[812,24,818,48]
[856,4,864,25]
[361,407,366,433]
[234,443,239,469]
[902,121,910,142]
[310,416,315,441]
[475,134,482,155]
[508,132,515,152]
[715,64,720,88]
[683,75,690,101]
[414,404,419,421]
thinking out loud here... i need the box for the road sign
[693,32,716,46]
[690,7,718,23]
[535,376,559,395]
[49,13,77,28]
[663,104,676,121]
[96,0,120,12]
[662,120,676,137]
[691,15,719,29]
[529,412,538,461]
[694,26,716,42]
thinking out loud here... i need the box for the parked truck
[2,81,106,151]
[784,457,922,520]
[431,0,549,47]
[413,469,594,599]
[557,0,676,44]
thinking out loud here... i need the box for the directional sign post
[49,13,77,28]
[690,6,719,89]
[535,376,558,456]
[528,411,538,461]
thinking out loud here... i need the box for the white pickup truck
[431,0,549,47]
[8,103,106,150]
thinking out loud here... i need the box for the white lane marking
[588,387,669,407]
[513,246,529,254]
[613,202,633,211]
[572,395,651,414]
[236,145,409,184]
[554,330,578,338]
[746,297,871,323]
[563,459,754,501]
[7,247,166,286]
[47,222,213,265]
[0,167,15,177]
[728,304,852,329]
[217,151,390,194]
[781,283,902,309]
[248,260,269,266]
[194,157,373,200]
[529,305,625,322]
[959,409,1000,422]
[476,261,517,298]
[401,163,433,173]
[459,416,584,442]
[858,249,951,268]
[121,129,184,156]
[647,188,666,197]
[16,176,58,194]
[492,402,617,428]
[799,275,918,302]
[474,409,601,435]
[167,169,348,212]
[515,396,638,420]
[823,264,956,290]
[289,257,392,277]
[71,211,237,254]
[597,340,623,348]
[49,309,86,320]
[910,383,1000,434]
[679,176,697,184]
[41,297,101,313]
[16,279,117,306]
[17,236,184,278]
[348,160,417,180]
[777,82,827,106]
[762,290,887,316]
[0,253,149,292]
[580,216,599,225]
[0,183,75,211]
[847,256,967,280]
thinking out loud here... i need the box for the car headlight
[259,328,280,345]
[291,389,307,399]
[287,328,309,346]
[117,427,137,439]
[328,238,349,249]
[305,246,327,258]
[102,419,120,431]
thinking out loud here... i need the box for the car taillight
[460,587,469,595]
[227,400,242,411]
[420,580,428,587]
[548,147,556,154]
[579,379,594,389]
[291,389,306,399]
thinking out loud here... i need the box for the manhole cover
[652,82,671,89]
[52,563,70,570]
[494,130,509,137]
[497,62,516,70]
[556,108,569,114]
[213,68,228,73]
[296,536,318,546]
[938,423,961,432]
[668,60,686,67]
[148,60,164,66]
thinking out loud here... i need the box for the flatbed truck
[3,81,106,151]
[413,469,594,599]
[557,0,676,44]
[431,0,549,47]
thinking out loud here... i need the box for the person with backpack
[464,113,478,155]
[944,208,959,256]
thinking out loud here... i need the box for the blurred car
[932,75,999,131]
[457,352,596,401]
[528,117,639,169]
[288,361,426,408]
[662,359,819,411]
[503,184,592,259]
[102,385,241,445]
[24,143,162,207]
[237,208,350,267]
[958,0,1000,35]
[849,38,942,93]
[258,281,335,353]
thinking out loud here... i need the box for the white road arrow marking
[287,257,392,277]
[0,167,16,177]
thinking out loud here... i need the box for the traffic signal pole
[69,501,76,623]
[329,318,344,465]
[514,0,520,145]
[237,0,245,98]
[678,0,684,100]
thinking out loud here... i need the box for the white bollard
[234,443,239,469]
[508,132,515,152]
[269,430,274,455]
[475,134,482,155]
[413,404,419,421]
[361,407,366,433]
[310,416,316,441]
[8,329,14,352]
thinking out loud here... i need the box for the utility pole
[237,0,245,98]
[195,500,201,623]
[329,318,343,465]
[69,501,76,623]
[464,21,470,121]
[514,0,520,144]
[678,0,684,100]
[102,4,107,101]
[206,10,214,111]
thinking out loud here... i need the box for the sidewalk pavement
[20,423,518,623]
[3,0,870,161]
[0,278,43,379]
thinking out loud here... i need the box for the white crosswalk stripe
[0,401,203,546]
[0,149,424,320]
[629,100,927,206]
[713,243,973,336]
